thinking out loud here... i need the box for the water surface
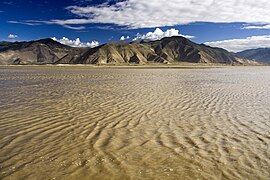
[0,66,269,179]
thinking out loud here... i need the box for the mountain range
[236,48,270,64]
[0,36,258,65]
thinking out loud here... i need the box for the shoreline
[0,63,266,69]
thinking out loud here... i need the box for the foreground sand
[0,66,269,179]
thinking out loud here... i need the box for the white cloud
[62,25,86,30]
[51,37,99,48]
[133,28,194,41]
[62,0,270,29]
[8,34,18,39]
[10,0,270,29]
[8,20,85,30]
[242,24,270,30]
[120,36,130,41]
[8,20,41,26]
[204,35,270,52]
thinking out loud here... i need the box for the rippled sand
[0,66,269,180]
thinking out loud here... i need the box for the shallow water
[0,66,269,180]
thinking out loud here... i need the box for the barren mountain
[0,38,86,65]
[236,48,270,64]
[0,36,256,65]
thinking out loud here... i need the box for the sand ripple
[0,66,270,179]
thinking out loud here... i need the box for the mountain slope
[63,42,157,64]
[147,37,237,64]
[74,36,251,65]
[236,48,270,64]
[0,37,257,65]
[0,38,86,64]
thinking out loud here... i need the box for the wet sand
[0,66,269,179]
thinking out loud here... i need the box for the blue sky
[1,0,270,52]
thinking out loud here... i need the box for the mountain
[0,36,256,65]
[236,48,270,64]
[146,37,237,64]
[0,38,86,64]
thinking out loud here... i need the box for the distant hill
[236,48,270,64]
[0,38,87,64]
[0,36,257,65]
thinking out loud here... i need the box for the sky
[1,0,270,52]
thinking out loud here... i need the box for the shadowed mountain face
[236,48,270,64]
[146,37,237,64]
[0,37,254,65]
[0,39,87,65]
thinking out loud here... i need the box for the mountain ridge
[236,48,270,64]
[0,36,258,65]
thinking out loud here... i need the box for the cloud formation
[8,20,41,26]
[63,0,270,29]
[133,28,194,41]
[242,24,270,30]
[120,36,130,41]
[8,34,18,39]
[62,25,86,30]
[204,35,270,52]
[51,37,99,48]
[9,0,270,29]
[8,20,86,30]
